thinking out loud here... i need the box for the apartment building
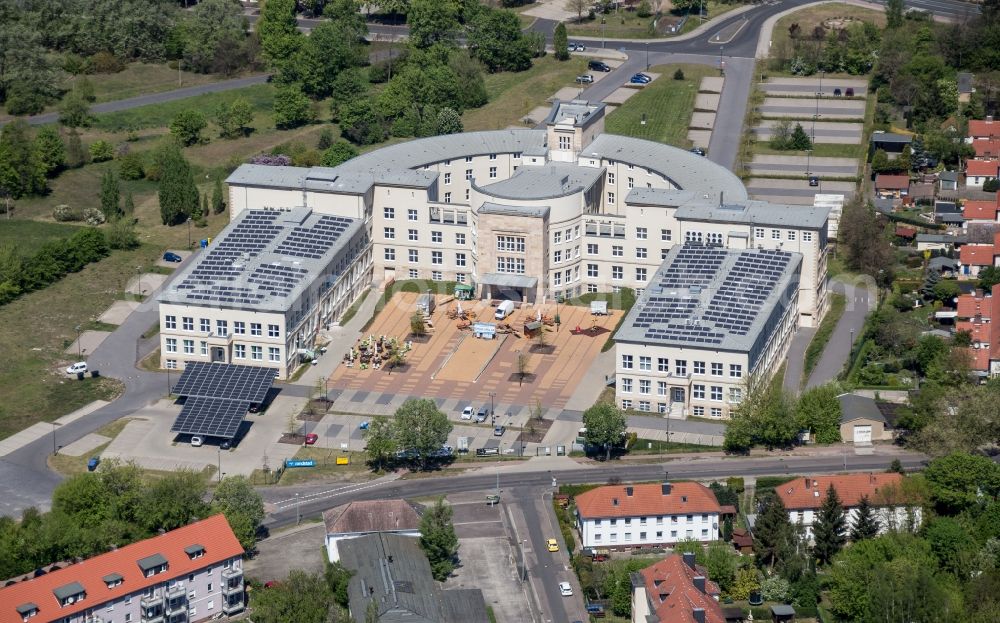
[1,515,244,623]
[956,284,1000,378]
[157,207,371,378]
[775,473,922,541]
[631,553,724,623]
[613,244,801,418]
[575,482,722,549]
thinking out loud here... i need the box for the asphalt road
[806,279,874,388]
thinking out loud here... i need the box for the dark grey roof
[870,132,913,145]
[544,100,606,126]
[674,200,830,230]
[137,553,168,572]
[771,604,796,616]
[917,234,965,243]
[614,244,802,370]
[184,544,206,556]
[339,533,489,623]
[873,198,894,214]
[938,213,965,223]
[959,72,974,94]
[625,187,698,207]
[476,162,603,200]
[323,499,422,535]
[160,207,363,312]
[928,256,959,270]
[935,201,959,214]
[939,170,959,182]
[838,393,887,425]
[15,603,38,615]
[52,581,85,600]
[478,202,550,218]
[102,572,123,583]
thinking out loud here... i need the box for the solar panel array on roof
[171,362,275,403]
[656,245,727,291]
[170,397,251,439]
[273,215,352,259]
[701,250,792,335]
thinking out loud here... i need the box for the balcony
[140,604,164,623]
[166,612,188,623]
[222,568,244,594]
[222,595,245,615]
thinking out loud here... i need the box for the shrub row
[0,228,109,306]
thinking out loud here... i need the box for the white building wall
[789,505,923,541]
[578,512,719,549]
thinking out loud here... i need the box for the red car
[304,433,318,445]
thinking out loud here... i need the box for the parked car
[359,420,370,430]
[689,147,706,156]
[559,581,573,596]
[162,251,183,263]
[569,42,585,51]
[66,362,87,375]
[220,439,232,450]
[476,447,500,457]
[547,538,559,552]
[630,73,651,83]
[575,74,594,84]
[833,87,842,96]
[461,406,474,420]
[588,60,611,72]
[629,75,649,85]
[248,403,260,413]
[87,457,100,472]
[476,407,489,423]
[190,436,204,447]
[845,87,855,97]
[304,433,319,445]
[493,425,506,437]
[809,176,820,187]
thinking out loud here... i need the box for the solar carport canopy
[170,362,276,439]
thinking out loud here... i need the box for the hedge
[0,227,109,306]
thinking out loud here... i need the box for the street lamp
[51,421,62,455]
[75,324,82,359]
[187,217,192,249]
[601,18,606,48]
[217,448,222,483]
[296,492,301,525]
[645,41,649,71]
[488,391,496,423]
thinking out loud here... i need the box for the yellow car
[547,538,559,552]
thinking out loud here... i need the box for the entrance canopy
[481,273,538,289]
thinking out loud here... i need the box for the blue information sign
[285,459,316,468]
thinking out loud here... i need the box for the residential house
[575,482,722,549]
[916,233,966,252]
[928,256,959,277]
[969,117,1000,141]
[958,72,975,103]
[0,514,245,623]
[838,393,892,443]
[322,499,422,562]
[875,174,910,198]
[339,533,488,623]
[966,160,999,189]
[870,132,912,156]
[939,170,959,191]
[775,473,922,541]
[963,196,1000,225]
[630,552,723,623]
[934,200,964,228]
[894,226,916,241]
[973,139,1000,160]
[959,234,1000,278]
[956,284,1000,378]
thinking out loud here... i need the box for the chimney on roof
[662,482,672,496]
[683,552,696,570]
[693,576,706,594]
[804,478,810,489]
[693,608,706,623]
[626,486,634,497]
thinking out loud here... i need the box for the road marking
[709,17,749,45]
[271,476,397,510]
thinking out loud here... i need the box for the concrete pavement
[806,279,873,389]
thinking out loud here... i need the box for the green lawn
[93,83,276,132]
[565,3,740,39]
[770,4,886,60]
[462,55,589,131]
[605,64,715,149]
[0,220,86,255]
[753,142,865,160]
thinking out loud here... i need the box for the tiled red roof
[969,119,1000,140]
[961,244,997,266]
[775,473,905,510]
[0,515,243,623]
[973,139,1000,159]
[575,483,721,519]
[957,291,993,318]
[895,226,917,238]
[963,199,999,221]
[967,160,1000,177]
[875,174,910,190]
[640,554,724,623]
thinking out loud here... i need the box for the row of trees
[723,380,843,452]
[0,462,265,580]
[0,227,109,306]
[362,398,454,469]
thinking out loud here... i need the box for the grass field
[771,5,885,55]
[0,220,86,255]
[93,83,276,132]
[752,142,865,160]
[565,3,739,39]
[604,64,714,149]
[462,55,589,131]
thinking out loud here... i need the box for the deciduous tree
[0,120,45,198]
[157,143,199,226]
[467,8,532,72]
[170,110,207,146]
[212,476,265,551]
[99,169,122,221]
[582,402,627,460]
[554,22,569,61]
[320,141,359,167]
[362,415,397,470]
[794,384,842,444]
[924,452,1000,514]
[393,398,452,465]
[252,571,332,623]
[34,126,66,177]
[419,497,459,580]
[273,84,315,129]
[407,0,459,49]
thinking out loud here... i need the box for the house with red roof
[575,482,722,549]
[957,285,1000,378]
[966,159,999,188]
[973,138,1000,160]
[962,195,1000,224]
[631,553,726,623]
[775,474,921,541]
[969,117,1000,141]
[0,515,244,623]
[959,232,1000,278]
[874,174,910,198]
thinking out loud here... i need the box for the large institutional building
[158,100,829,392]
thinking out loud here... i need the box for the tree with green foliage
[582,402,627,460]
[123,192,135,219]
[294,21,366,99]
[850,495,880,541]
[340,98,386,145]
[980,266,1000,291]
[393,398,452,466]
[789,123,813,150]
[58,92,91,128]
[273,84,315,129]
[106,217,139,250]
[257,0,302,65]
[157,143,199,226]
[211,177,225,214]
[923,515,975,577]
[89,140,114,162]
[66,131,86,169]
[813,484,847,565]
[0,120,45,198]
[795,384,842,443]
[553,22,569,61]
[140,470,210,534]
[33,126,65,177]
[467,8,532,72]
[252,570,333,623]
[754,493,797,572]
[317,127,334,150]
[179,0,249,73]
[99,169,122,222]
[704,540,738,592]
[730,566,761,601]
[324,560,353,608]
[212,476,264,551]
[362,415,397,470]
[925,452,1000,515]
[170,110,207,146]
[216,97,254,138]
[886,0,905,29]
[320,141,359,167]
[419,497,459,581]
[838,197,893,278]
[407,0,459,49]
[435,107,463,135]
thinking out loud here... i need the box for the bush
[52,205,82,222]
[985,178,999,192]
[89,140,114,162]
[82,207,106,225]
[118,153,145,180]
[674,68,685,80]
[0,227,110,306]
[89,51,124,74]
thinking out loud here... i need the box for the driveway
[806,279,873,389]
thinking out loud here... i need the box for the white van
[495,300,515,320]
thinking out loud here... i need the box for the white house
[322,499,422,562]
[775,473,922,541]
[575,482,722,549]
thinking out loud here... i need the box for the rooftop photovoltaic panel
[171,362,276,404]
[170,396,252,439]
[273,215,353,259]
